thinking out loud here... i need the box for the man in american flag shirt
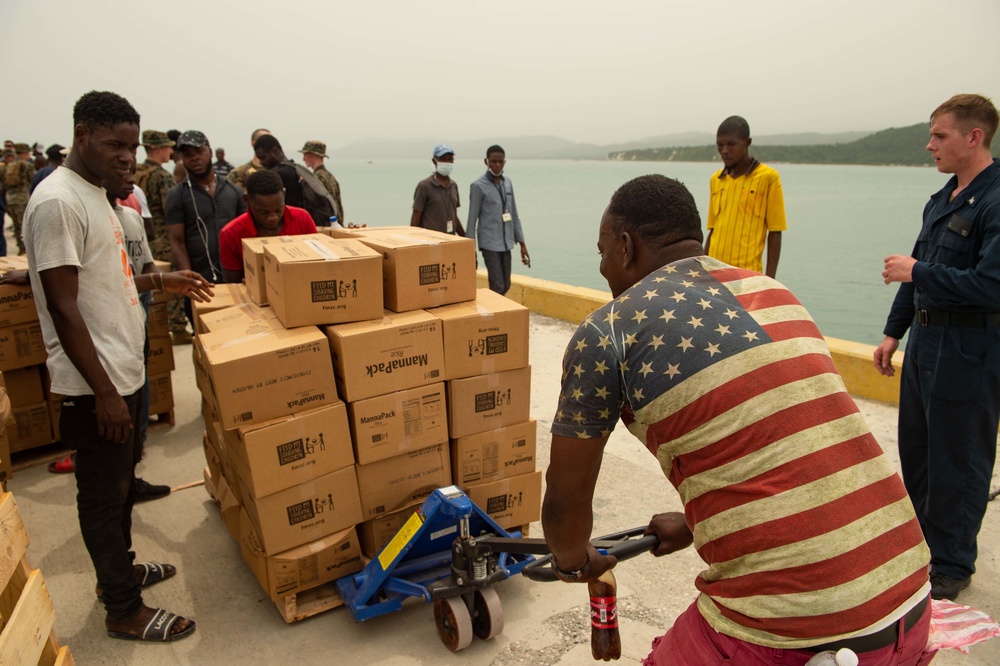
[542,175,935,664]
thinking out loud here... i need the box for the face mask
[489,167,504,177]
[435,162,454,177]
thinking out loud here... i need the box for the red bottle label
[590,595,618,629]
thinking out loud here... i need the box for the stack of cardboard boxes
[145,260,176,419]
[199,228,541,606]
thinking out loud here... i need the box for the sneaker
[930,570,971,600]
[171,330,193,345]
[134,478,171,502]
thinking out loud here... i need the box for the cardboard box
[3,365,44,407]
[0,280,38,328]
[446,366,531,439]
[239,508,363,600]
[357,501,423,558]
[192,283,251,333]
[352,228,476,312]
[6,401,53,452]
[146,301,169,338]
[242,233,330,306]
[0,322,46,372]
[224,403,355,498]
[146,336,174,376]
[198,302,281,335]
[355,442,451,520]
[240,465,363,554]
[148,372,173,415]
[264,236,383,328]
[466,470,542,530]
[150,260,172,303]
[200,325,338,430]
[428,288,530,380]
[216,472,242,542]
[325,310,444,403]
[0,429,11,483]
[322,225,411,240]
[203,432,224,489]
[348,382,447,465]
[452,419,537,489]
[193,342,212,398]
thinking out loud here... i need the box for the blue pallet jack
[336,485,657,652]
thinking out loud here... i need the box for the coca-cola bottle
[588,570,621,660]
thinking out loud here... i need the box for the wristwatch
[552,552,590,581]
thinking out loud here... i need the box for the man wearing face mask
[411,144,463,235]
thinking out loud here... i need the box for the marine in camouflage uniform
[135,130,188,334]
[0,144,36,254]
[298,140,345,223]
[226,160,265,190]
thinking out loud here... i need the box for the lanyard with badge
[493,180,513,223]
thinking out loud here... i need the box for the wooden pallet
[273,581,346,623]
[0,492,75,665]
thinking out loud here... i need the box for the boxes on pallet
[3,365,43,407]
[446,366,531,439]
[243,233,345,307]
[145,336,174,376]
[0,276,37,328]
[239,508,364,601]
[148,372,173,415]
[146,301,169,338]
[198,302,281,335]
[348,382,447,465]
[215,472,242,542]
[451,419,537,489]
[354,442,451,520]
[0,322,46,372]
[192,283,251,334]
[350,227,476,312]
[356,501,422,558]
[223,403,355,498]
[264,236,383,328]
[200,325,338,430]
[239,465,363,554]
[325,309,444,403]
[465,470,542,530]
[6,401,53,452]
[428,288,529,380]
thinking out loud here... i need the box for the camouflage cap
[176,130,209,149]
[13,143,31,153]
[3,148,14,157]
[142,130,175,148]
[298,140,328,158]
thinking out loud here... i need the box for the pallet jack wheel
[434,596,473,652]
[472,587,504,640]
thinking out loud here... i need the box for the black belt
[804,595,929,654]
[916,309,1000,327]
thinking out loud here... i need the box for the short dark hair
[253,134,282,152]
[717,116,750,140]
[486,144,505,158]
[72,91,140,130]
[607,175,703,248]
[932,94,999,148]
[167,129,181,142]
[246,170,284,198]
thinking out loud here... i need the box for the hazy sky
[3,0,999,161]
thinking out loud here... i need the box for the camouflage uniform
[1,145,36,254]
[227,161,265,190]
[298,141,345,223]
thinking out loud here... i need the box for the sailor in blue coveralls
[875,94,1000,601]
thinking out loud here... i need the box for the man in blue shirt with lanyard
[467,145,529,295]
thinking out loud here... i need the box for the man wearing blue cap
[411,144,463,235]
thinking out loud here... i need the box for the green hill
[610,123,932,166]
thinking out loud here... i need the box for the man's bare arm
[765,231,782,279]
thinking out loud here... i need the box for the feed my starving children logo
[311,278,360,303]
[419,262,460,285]
[486,491,524,515]
[286,493,337,526]
[275,434,326,467]
[469,334,508,357]
[474,389,513,413]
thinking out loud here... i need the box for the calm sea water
[329,158,944,345]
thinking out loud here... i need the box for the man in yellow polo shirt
[704,116,786,277]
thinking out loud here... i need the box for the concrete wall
[478,270,904,406]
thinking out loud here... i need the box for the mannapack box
[0,257,37,328]
[325,309,444,403]
[0,322,46,372]
[466,470,542,530]
[200,324,338,430]
[351,227,476,312]
[239,508,363,601]
[428,288,529,380]
[354,442,451,520]
[198,302,281,335]
[193,283,252,334]
[452,419,537,489]
[242,233,330,306]
[446,366,531,439]
[348,382,447,465]
[264,236,383,328]
[223,402,355,498]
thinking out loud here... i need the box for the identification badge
[446,220,454,233]
[502,212,513,223]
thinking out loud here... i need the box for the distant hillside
[610,124,930,166]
